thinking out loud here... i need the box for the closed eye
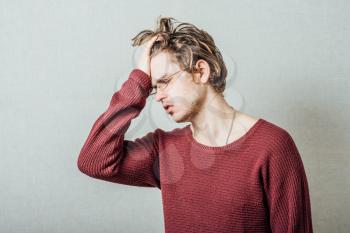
[152,79,168,88]
[152,79,169,89]
[157,78,171,86]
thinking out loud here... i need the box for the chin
[172,109,191,123]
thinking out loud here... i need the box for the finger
[146,35,160,48]
[147,34,158,42]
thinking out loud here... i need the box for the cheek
[174,78,198,96]
[170,77,203,108]
[170,83,192,105]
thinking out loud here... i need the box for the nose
[154,89,167,102]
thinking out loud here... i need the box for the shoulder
[236,112,291,145]
[257,118,298,153]
[154,125,189,139]
[257,118,293,141]
[145,125,188,142]
[257,119,303,167]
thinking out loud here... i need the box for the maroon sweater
[77,69,314,233]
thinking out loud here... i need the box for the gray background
[1,0,349,232]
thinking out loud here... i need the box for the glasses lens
[150,69,185,96]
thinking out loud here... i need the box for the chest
[160,152,266,213]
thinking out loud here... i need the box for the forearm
[77,69,152,178]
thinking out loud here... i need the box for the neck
[189,92,238,146]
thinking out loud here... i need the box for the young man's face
[150,51,206,123]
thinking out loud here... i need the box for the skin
[136,35,259,147]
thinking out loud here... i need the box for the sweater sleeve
[261,131,313,233]
[77,69,161,189]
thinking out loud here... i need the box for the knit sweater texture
[77,69,314,233]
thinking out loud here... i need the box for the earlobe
[197,68,210,84]
[194,59,210,84]
[192,71,209,85]
[201,73,210,84]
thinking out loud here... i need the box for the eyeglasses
[149,68,189,96]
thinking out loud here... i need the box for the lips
[163,104,173,113]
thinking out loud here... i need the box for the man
[77,17,313,233]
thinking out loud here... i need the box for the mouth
[164,105,174,114]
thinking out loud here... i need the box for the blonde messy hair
[131,16,227,96]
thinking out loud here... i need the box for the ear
[194,59,210,84]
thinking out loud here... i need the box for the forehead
[150,52,181,81]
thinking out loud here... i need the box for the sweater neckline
[184,118,265,152]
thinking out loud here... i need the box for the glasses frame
[149,67,190,96]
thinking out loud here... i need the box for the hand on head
[136,34,164,76]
